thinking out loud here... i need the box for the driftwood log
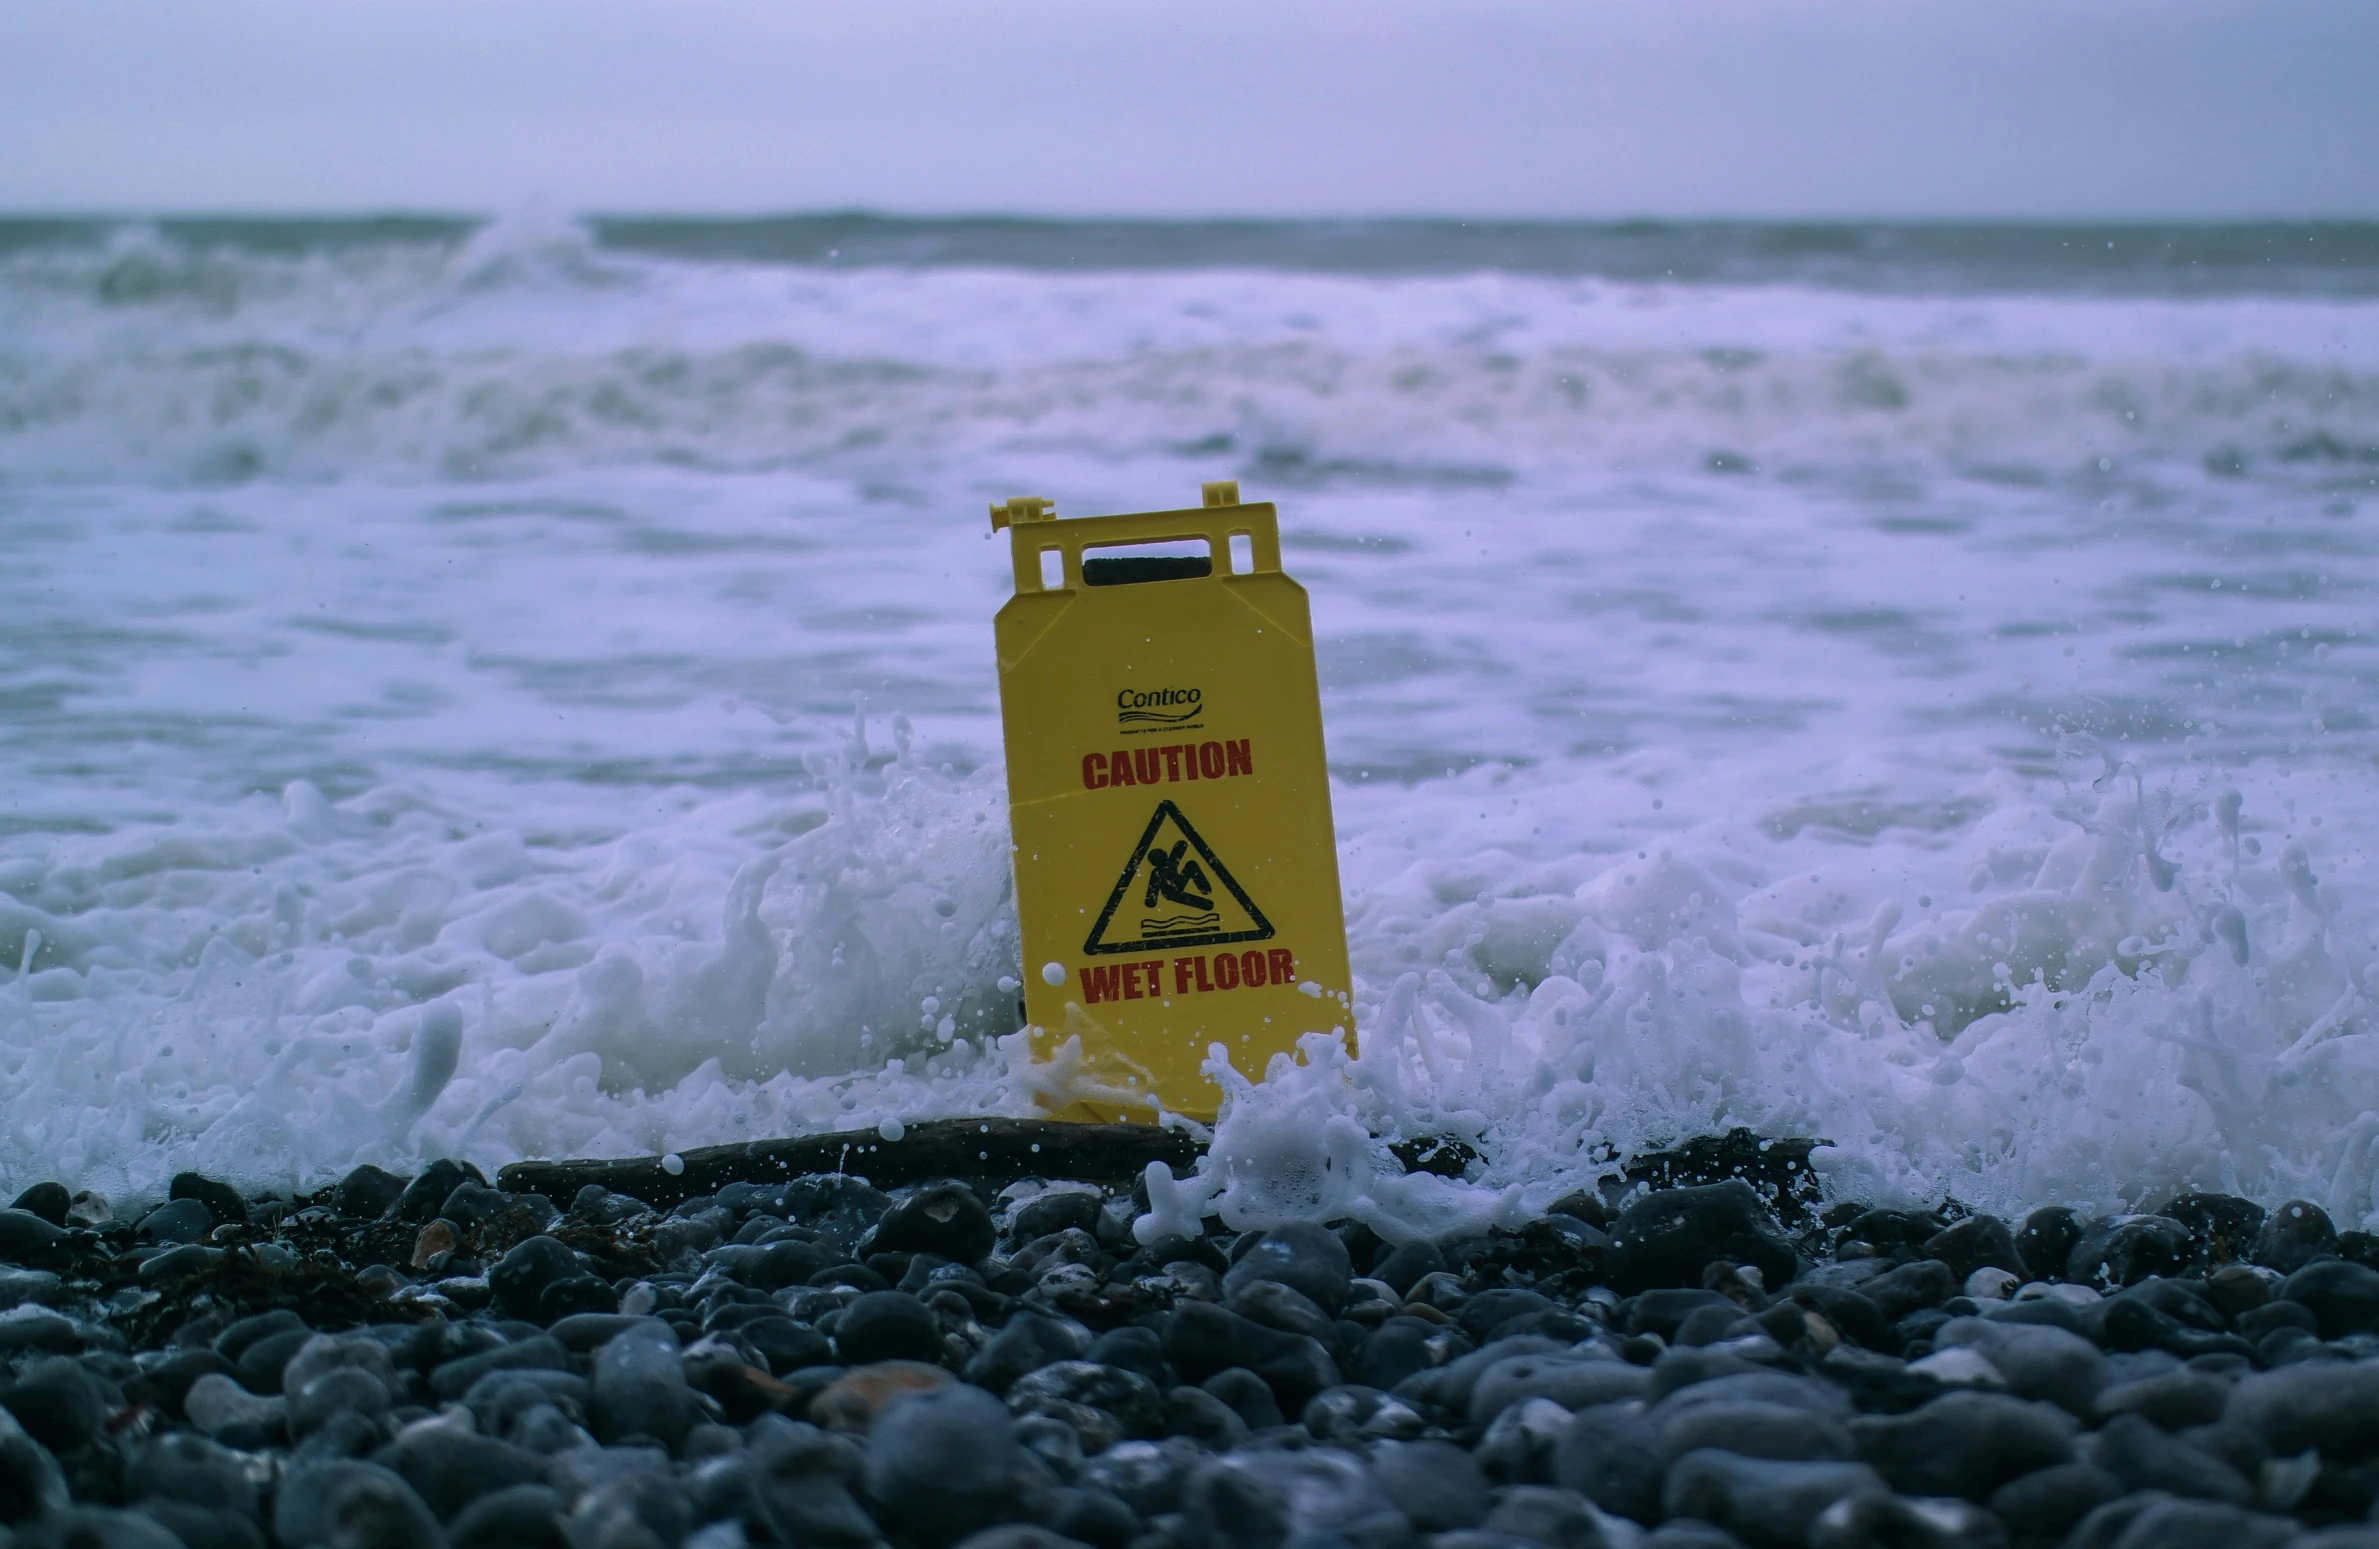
[496,1117,1202,1211]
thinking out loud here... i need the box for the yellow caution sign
[993,483,1352,1123]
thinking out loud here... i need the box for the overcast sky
[5,0,2375,221]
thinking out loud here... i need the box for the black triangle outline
[1083,799,1276,956]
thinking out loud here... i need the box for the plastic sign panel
[992,483,1353,1122]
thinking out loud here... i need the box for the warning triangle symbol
[1084,800,1276,956]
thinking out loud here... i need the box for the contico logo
[1117,687,1202,727]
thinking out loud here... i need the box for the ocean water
[1,213,2375,1235]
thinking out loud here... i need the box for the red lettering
[1198,741,1225,779]
[1173,957,1196,994]
[1225,739,1253,777]
[1144,959,1163,996]
[1214,952,1239,990]
[1268,948,1296,986]
[1241,949,1269,987]
[1109,749,1137,786]
[1122,963,1143,999]
[1193,954,1213,992]
[1182,743,1201,780]
[1162,745,1184,782]
[1132,749,1162,785]
[1079,965,1120,1005]
[1082,752,1107,789]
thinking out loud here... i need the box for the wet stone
[1223,1221,1354,1312]
[2015,1206,2083,1282]
[872,1180,998,1264]
[8,1182,70,1227]
[169,1172,248,1227]
[1920,1214,2023,1280]
[1604,1182,1796,1296]
[2280,1257,2379,1339]
[2253,1198,2340,1275]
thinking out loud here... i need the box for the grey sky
[4,0,2375,220]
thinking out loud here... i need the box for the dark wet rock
[1078,1437,1201,1517]
[1662,1399,1854,1463]
[391,1158,476,1224]
[2068,1215,2193,1288]
[1354,1316,1446,1391]
[1164,1301,1341,1412]
[742,1416,875,1545]
[1848,1390,2075,1499]
[1605,1182,1795,1295]
[2253,1198,2339,1275]
[1010,1187,1104,1243]
[2236,1298,2317,1343]
[1,1358,114,1454]
[836,1289,943,1365]
[0,1208,67,1266]
[1632,1288,1738,1341]
[135,1197,216,1246]
[8,1183,70,1227]
[230,1327,312,1395]
[2224,1361,2379,1459]
[1663,1452,1885,1549]
[1083,1325,1166,1386]
[2095,1369,2231,1430]
[1200,1367,1285,1431]
[1227,1278,1337,1344]
[273,1460,443,1549]
[2092,1410,2254,1503]
[389,1421,554,1519]
[486,1235,582,1322]
[1788,1282,1896,1354]
[1376,1438,1490,1531]
[1921,1215,2023,1280]
[868,1383,1059,1547]
[1933,1316,2108,1416]
[1462,1286,1562,1341]
[447,1483,571,1549]
[949,1527,1097,1549]
[2064,1491,2298,1549]
[426,1333,573,1401]
[1373,1239,1447,1296]
[331,1163,409,1220]
[139,1500,268,1549]
[2280,1257,2379,1338]
[809,1359,951,1431]
[9,1507,188,1549]
[2160,1193,2266,1265]
[183,1375,287,1449]
[1179,1446,1391,1549]
[870,1180,998,1264]
[2202,1262,2273,1318]
[169,1172,247,1227]
[1164,1384,1250,1447]
[1641,1526,1749,1549]
[0,1402,72,1523]
[1988,1459,2123,1542]
[2014,1206,2083,1282]
[1859,1258,1957,1320]
[1223,1221,1354,1312]
[589,1322,695,1448]
[1553,1404,1664,1524]
[967,1307,1092,1394]
[1008,1360,1166,1445]
[1047,1485,1138,1549]
[1483,1484,1614,1549]
[1471,1352,1649,1427]
[127,1431,259,1519]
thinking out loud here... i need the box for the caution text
[1082,740,1252,791]
[1078,947,1297,1005]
